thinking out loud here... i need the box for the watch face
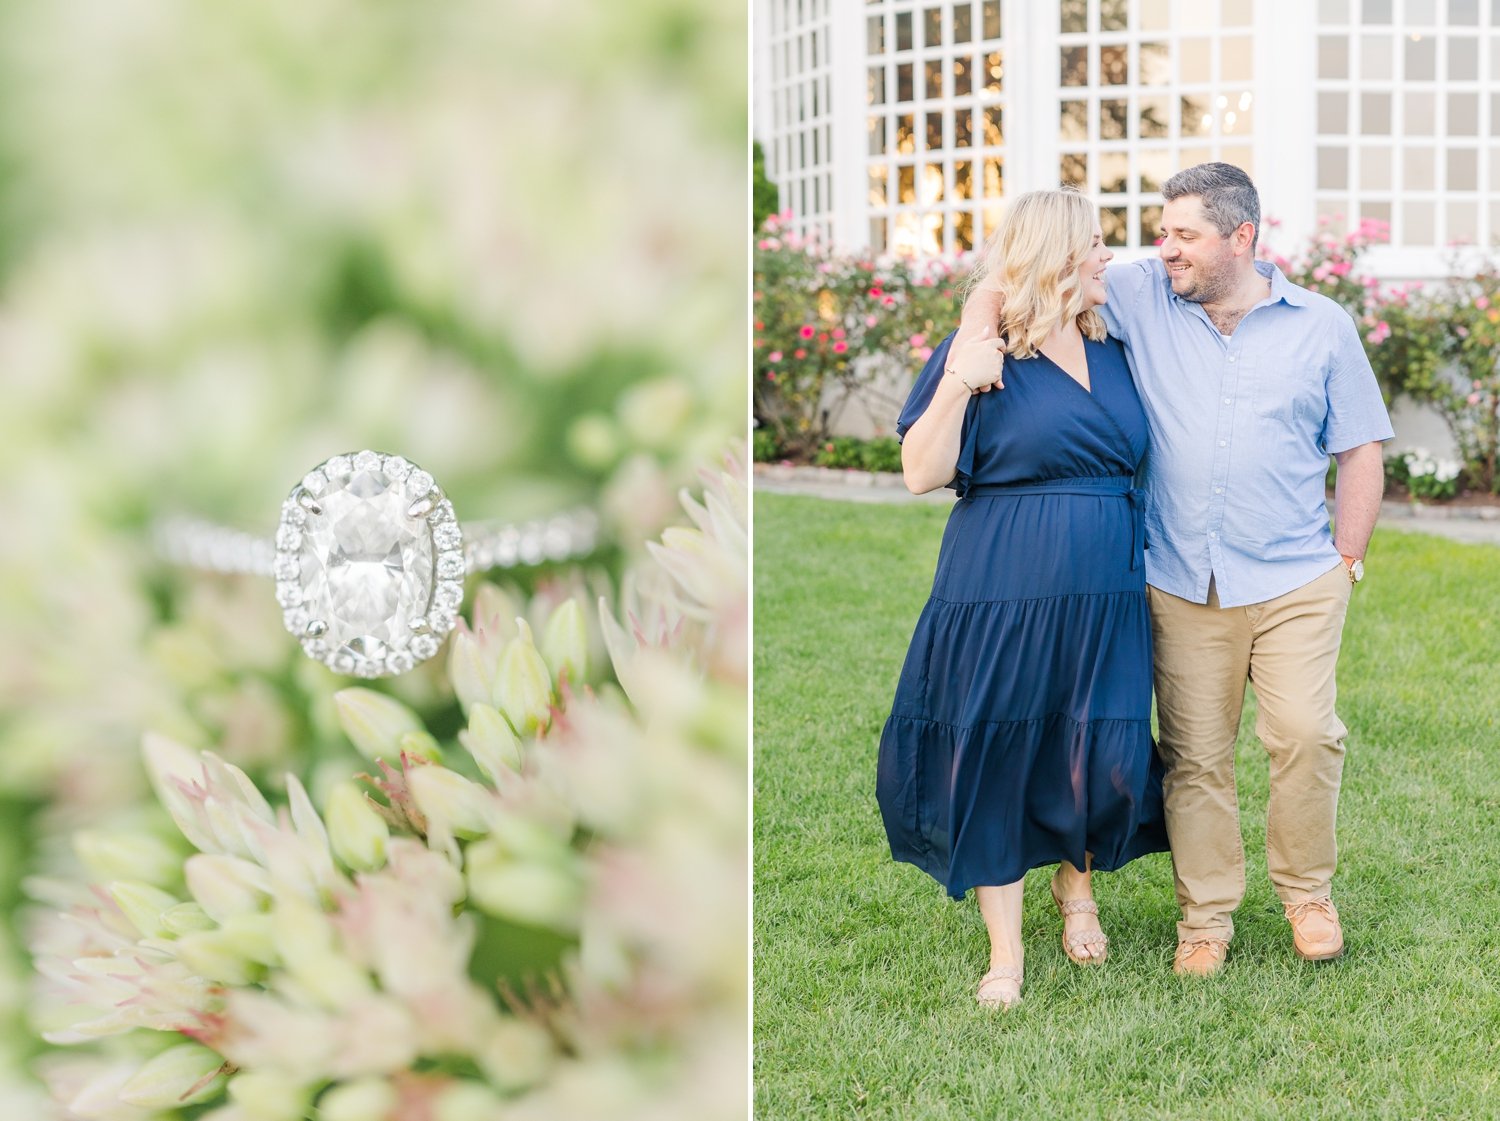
[1350,558,1364,583]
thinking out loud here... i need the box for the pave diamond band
[155,512,599,579]
[155,450,599,679]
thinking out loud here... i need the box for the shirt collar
[1256,259,1312,307]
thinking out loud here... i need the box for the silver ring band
[153,509,599,578]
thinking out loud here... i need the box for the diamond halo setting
[154,450,600,679]
[276,450,465,678]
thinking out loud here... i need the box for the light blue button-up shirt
[1100,258,1394,608]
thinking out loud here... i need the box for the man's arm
[945,278,1004,372]
[1332,441,1385,563]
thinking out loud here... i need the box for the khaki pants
[1147,563,1352,942]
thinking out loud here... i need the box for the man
[947,163,1393,976]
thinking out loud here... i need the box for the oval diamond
[278,451,463,676]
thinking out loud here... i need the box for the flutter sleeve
[894,330,978,496]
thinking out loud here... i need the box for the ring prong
[296,491,323,515]
[305,619,329,638]
[407,496,436,519]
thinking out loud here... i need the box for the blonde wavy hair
[968,188,1107,359]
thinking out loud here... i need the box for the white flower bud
[116,1042,227,1108]
[334,689,423,762]
[324,781,389,872]
[476,1017,554,1092]
[107,880,180,939]
[142,733,217,853]
[447,630,495,713]
[457,703,523,784]
[318,1078,396,1121]
[471,584,520,643]
[465,838,581,931]
[219,912,279,965]
[407,766,495,838]
[434,1080,506,1121]
[397,729,443,763]
[185,853,272,923]
[173,927,264,986]
[160,902,217,936]
[494,620,553,732]
[227,1069,312,1121]
[272,898,371,1008]
[73,829,182,887]
[541,598,588,684]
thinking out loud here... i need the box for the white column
[1007,0,1060,195]
[828,0,870,249]
[752,0,776,157]
[1252,0,1317,248]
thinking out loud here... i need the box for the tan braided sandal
[976,964,1023,1010]
[1050,875,1109,965]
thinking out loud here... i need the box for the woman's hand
[947,337,1008,393]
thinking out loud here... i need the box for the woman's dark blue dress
[877,331,1168,899]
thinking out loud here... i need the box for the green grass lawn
[754,493,1500,1121]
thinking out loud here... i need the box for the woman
[876,188,1167,1009]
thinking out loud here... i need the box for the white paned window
[1315,0,1498,251]
[756,0,1500,265]
[762,0,836,243]
[865,0,1007,255]
[1057,0,1254,249]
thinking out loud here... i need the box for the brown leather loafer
[1173,937,1230,977]
[1285,897,1344,961]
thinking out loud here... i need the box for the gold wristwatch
[1340,554,1364,583]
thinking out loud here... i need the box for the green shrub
[858,436,903,474]
[753,428,782,462]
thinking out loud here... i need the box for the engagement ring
[156,450,598,678]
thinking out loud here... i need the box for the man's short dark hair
[1162,162,1261,250]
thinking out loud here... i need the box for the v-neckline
[1035,338,1094,396]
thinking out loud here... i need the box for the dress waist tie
[964,478,1144,571]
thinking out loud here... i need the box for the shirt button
[1210,532,1219,539]
[1228,355,1237,363]
[1223,397,1232,404]
[1215,487,1224,494]
[1219,440,1228,447]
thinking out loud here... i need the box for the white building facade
[755,0,1500,278]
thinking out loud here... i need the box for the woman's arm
[901,338,1006,494]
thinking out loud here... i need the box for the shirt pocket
[1251,363,1310,426]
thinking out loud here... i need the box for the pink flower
[1477,296,1491,311]
[909,333,927,348]
[1367,321,1391,345]
[799,325,815,339]
[766,371,778,382]
[1468,392,1482,405]
[869,285,883,297]
[1312,265,1331,282]
[832,327,846,340]
[865,315,878,327]
[882,296,896,308]
[794,348,806,359]
[1330,261,1352,277]
[768,351,782,363]
[833,341,848,354]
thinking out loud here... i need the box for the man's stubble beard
[1174,250,1238,307]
